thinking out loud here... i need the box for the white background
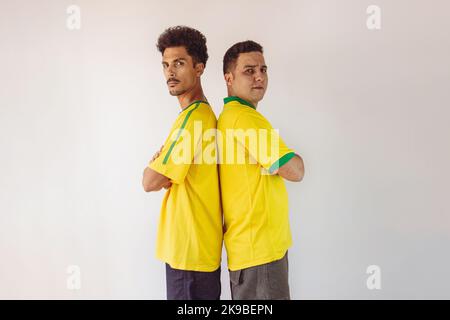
[1,0,449,299]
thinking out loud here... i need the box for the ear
[224,72,233,87]
[195,63,205,77]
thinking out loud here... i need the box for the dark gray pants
[229,252,290,300]
[165,264,221,300]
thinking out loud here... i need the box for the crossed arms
[142,146,305,192]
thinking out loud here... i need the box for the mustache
[167,78,180,84]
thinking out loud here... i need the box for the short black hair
[223,40,263,74]
[157,26,208,66]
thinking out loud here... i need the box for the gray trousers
[165,264,221,300]
[229,251,290,300]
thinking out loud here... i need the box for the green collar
[223,96,256,109]
[180,100,209,114]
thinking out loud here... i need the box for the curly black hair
[156,26,208,66]
[223,40,263,74]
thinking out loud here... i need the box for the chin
[169,89,185,96]
[253,95,265,103]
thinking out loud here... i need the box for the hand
[150,145,164,163]
[163,180,172,190]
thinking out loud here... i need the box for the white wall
[1,0,449,299]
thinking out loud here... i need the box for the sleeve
[149,111,202,184]
[234,111,296,174]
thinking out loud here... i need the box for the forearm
[142,166,171,192]
[276,154,305,182]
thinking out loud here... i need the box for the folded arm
[274,154,305,182]
[142,167,171,192]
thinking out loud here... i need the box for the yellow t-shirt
[218,96,296,271]
[149,100,222,272]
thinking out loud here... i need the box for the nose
[166,65,176,78]
[254,70,264,83]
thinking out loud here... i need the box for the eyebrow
[162,58,187,65]
[243,64,267,69]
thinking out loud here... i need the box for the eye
[245,69,254,74]
[175,61,184,67]
[261,68,267,73]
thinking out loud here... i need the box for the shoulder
[180,102,216,129]
[234,108,272,129]
[218,106,249,128]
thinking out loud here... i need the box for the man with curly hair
[218,40,305,300]
[142,26,222,300]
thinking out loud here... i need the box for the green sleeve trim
[269,152,296,174]
[162,102,200,164]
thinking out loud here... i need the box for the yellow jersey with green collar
[149,100,222,272]
[217,96,296,271]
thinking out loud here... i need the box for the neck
[227,90,258,108]
[178,84,206,111]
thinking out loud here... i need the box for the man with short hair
[142,26,222,300]
[218,40,305,300]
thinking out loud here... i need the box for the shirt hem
[227,247,290,271]
[156,255,221,272]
